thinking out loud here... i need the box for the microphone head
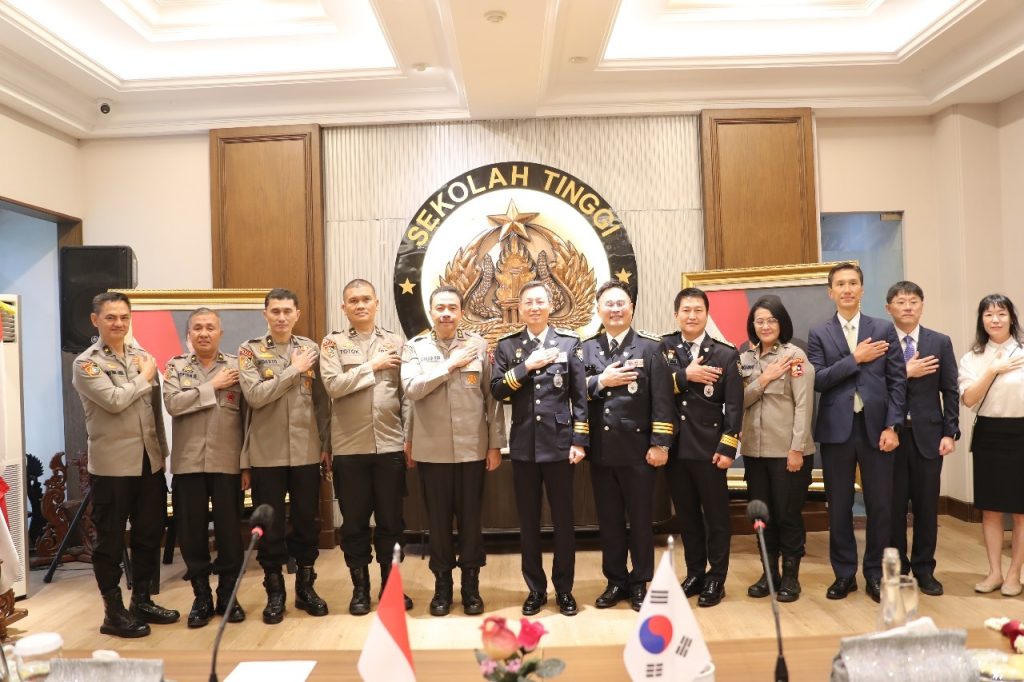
[250,504,275,530]
[746,499,770,524]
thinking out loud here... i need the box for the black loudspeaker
[59,246,137,352]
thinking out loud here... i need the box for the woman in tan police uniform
[738,295,815,602]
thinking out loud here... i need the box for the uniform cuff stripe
[719,435,739,448]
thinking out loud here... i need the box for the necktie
[681,341,693,365]
[844,323,864,413]
[903,335,916,363]
[609,338,619,353]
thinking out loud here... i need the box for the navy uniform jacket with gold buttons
[660,332,743,461]
[582,329,675,466]
[490,326,589,462]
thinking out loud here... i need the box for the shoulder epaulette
[169,354,187,361]
[245,336,263,344]
[294,334,313,343]
[411,329,432,341]
[583,331,603,342]
[554,327,578,338]
[637,330,661,342]
[712,336,735,348]
[660,331,679,340]
[497,329,523,342]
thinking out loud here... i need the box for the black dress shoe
[826,576,858,600]
[697,579,725,608]
[865,576,881,603]
[595,584,628,609]
[915,573,944,596]
[681,575,705,598]
[556,592,578,617]
[629,584,646,612]
[522,590,548,616]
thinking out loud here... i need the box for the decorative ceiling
[0,0,1021,138]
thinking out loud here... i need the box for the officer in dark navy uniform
[661,287,743,608]
[491,279,588,617]
[582,280,675,612]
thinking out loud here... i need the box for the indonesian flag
[623,548,712,681]
[357,551,415,682]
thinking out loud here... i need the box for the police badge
[627,381,638,394]
[553,373,564,388]
[704,384,715,398]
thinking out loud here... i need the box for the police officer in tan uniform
[402,286,506,617]
[72,291,179,638]
[238,288,330,625]
[320,279,411,616]
[163,307,246,627]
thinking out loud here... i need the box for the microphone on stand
[746,499,788,682]
[209,504,275,682]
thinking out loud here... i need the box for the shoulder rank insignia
[497,328,523,342]
[713,336,735,348]
[554,327,578,338]
[638,330,661,342]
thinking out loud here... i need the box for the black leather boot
[187,575,215,629]
[295,565,329,616]
[130,586,180,625]
[429,571,453,617]
[349,566,371,616]
[215,575,246,623]
[777,555,802,603]
[747,554,780,598]
[262,569,286,624]
[379,562,413,611]
[460,567,484,616]
[100,587,150,638]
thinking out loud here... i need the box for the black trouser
[331,452,406,569]
[820,413,894,580]
[666,458,730,581]
[744,455,813,558]
[417,460,486,573]
[890,425,943,576]
[590,462,655,587]
[512,459,575,594]
[250,464,320,571]
[172,472,243,581]
[91,454,167,593]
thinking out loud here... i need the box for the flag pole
[666,534,675,571]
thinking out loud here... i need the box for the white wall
[0,106,82,217]
[0,210,65,466]
[999,92,1024,308]
[80,135,211,289]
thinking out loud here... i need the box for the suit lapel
[826,316,850,358]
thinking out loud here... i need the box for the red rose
[481,616,518,660]
[517,618,547,653]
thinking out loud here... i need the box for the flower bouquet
[475,616,565,681]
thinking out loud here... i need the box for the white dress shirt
[958,338,1024,417]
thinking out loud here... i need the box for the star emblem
[488,200,540,243]
[399,278,416,295]
[615,268,632,284]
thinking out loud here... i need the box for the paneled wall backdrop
[322,116,703,337]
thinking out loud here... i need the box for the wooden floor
[12,516,1023,654]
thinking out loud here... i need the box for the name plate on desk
[225,660,317,681]
[49,658,163,681]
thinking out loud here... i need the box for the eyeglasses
[753,318,779,327]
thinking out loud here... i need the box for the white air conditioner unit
[1,295,29,598]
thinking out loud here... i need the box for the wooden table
[67,628,1007,681]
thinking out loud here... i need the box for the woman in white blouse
[958,294,1024,596]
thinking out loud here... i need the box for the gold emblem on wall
[394,161,637,346]
[440,200,596,345]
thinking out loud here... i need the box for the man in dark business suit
[661,287,743,608]
[491,280,589,617]
[884,281,959,596]
[807,262,907,603]
[583,280,675,611]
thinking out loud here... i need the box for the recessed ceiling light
[484,10,507,24]
[569,56,588,64]
[411,62,429,72]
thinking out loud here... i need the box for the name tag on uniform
[556,352,568,363]
[422,354,444,363]
[625,359,644,368]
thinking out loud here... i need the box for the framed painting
[680,262,854,491]
[110,289,269,371]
